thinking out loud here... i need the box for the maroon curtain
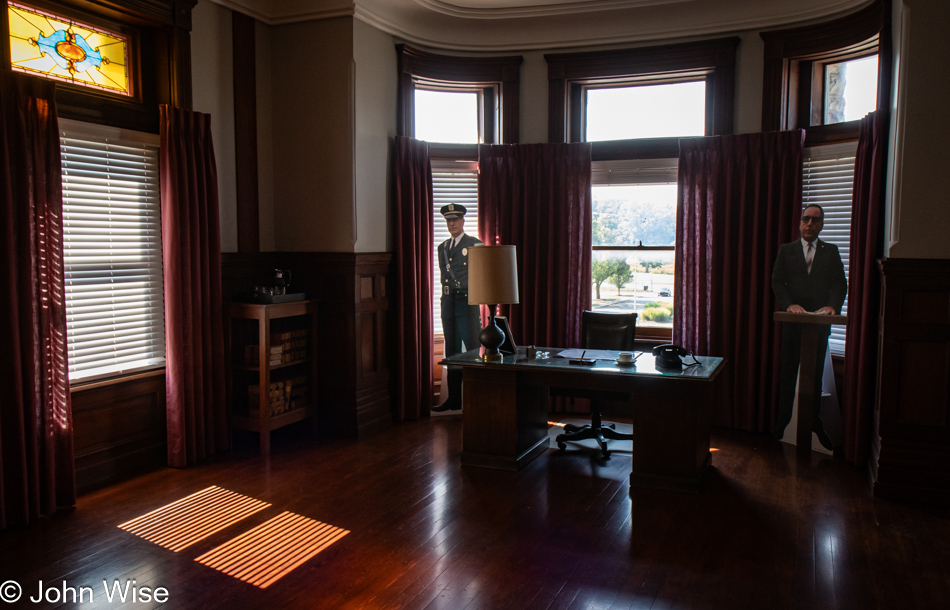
[160,106,228,468]
[0,73,75,529]
[478,143,592,348]
[393,137,434,420]
[675,130,804,430]
[842,110,888,465]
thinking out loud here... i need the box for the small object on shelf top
[236,292,307,304]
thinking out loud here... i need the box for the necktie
[806,242,814,274]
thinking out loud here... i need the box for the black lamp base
[479,309,505,361]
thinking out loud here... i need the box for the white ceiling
[207,0,871,51]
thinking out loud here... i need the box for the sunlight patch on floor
[195,511,349,588]
[117,486,271,552]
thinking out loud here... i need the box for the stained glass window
[7,2,130,96]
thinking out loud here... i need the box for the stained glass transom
[8,2,130,96]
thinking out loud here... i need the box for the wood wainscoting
[314,253,392,437]
[71,371,167,494]
[221,252,393,440]
[874,258,950,505]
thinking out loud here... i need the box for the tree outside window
[591,183,675,328]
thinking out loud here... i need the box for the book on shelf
[244,344,284,367]
[247,378,309,416]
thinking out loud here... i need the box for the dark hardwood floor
[2,416,949,609]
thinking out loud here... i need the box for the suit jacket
[439,234,483,297]
[772,238,847,313]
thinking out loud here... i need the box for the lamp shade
[468,245,520,306]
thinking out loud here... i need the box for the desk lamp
[468,245,520,362]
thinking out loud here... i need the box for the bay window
[547,37,738,339]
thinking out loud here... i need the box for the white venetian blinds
[59,118,165,382]
[802,141,858,355]
[431,160,479,335]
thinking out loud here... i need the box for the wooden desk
[442,350,725,492]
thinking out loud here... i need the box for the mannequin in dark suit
[771,204,847,446]
[433,203,483,412]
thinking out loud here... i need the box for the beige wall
[734,32,765,135]
[192,0,237,252]
[270,17,356,252]
[520,51,548,144]
[354,20,398,252]
[193,6,395,253]
[885,0,950,258]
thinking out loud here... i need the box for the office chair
[553,311,637,459]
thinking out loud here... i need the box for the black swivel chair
[553,311,637,459]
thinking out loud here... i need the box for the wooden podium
[774,311,847,454]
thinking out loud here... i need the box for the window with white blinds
[59,118,165,382]
[802,141,857,355]
[431,160,479,335]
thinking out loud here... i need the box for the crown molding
[206,0,872,52]
[206,0,354,25]
[357,0,873,52]
[415,0,690,20]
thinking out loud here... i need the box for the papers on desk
[557,348,633,361]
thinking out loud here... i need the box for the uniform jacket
[772,238,847,313]
[438,234,483,297]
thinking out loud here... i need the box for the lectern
[774,311,847,454]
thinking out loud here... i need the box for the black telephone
[653,344,688,369]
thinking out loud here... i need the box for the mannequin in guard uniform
[433,203,483,412]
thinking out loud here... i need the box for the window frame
[396,43,522,155]
[59,117,165,385]
[546,38,737,340]
[590,159,678,340]
[545,37,739,160]
[760,0,891,146]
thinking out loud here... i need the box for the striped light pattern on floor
[195,511,350,588]
[117,486,271,552]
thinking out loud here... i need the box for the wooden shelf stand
[226,300,318,455]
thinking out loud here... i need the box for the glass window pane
[592,184,677,247]
[414,89,479,143]
[824,55,878,124]
[586,81,705,141]
[591,250,674,328]
[803,142,857,354]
